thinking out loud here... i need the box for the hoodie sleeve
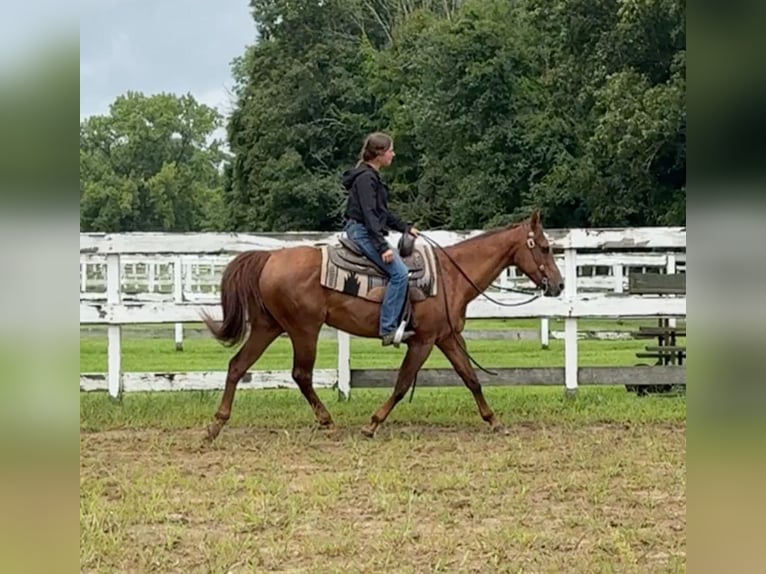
[354,172,389,253]
[386,211,409,234]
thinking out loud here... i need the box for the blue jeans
[344,221,409,336]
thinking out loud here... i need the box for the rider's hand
[409,226,420,237]
[382,249,394,263]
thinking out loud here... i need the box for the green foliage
[79,0,685,232]
[224,0,684,231]
[80,92,228,232]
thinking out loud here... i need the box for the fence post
[337,330,351,400]
[564,247,578,396]
[540,318,549,349]
[612,263,624,294]
[666,252,677,328]
[174,256,184,351]
[147,261,156,293]
[106,253,123,399]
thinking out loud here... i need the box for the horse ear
[530,209,540,230]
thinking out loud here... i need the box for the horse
[202,209,564,440]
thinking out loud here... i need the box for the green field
[80,317,685,374]
[80,317,682,337]
[81,385,685,432]
[81,336,667,372]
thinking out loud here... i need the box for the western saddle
[326,233,432,337]
[332,236,427,290]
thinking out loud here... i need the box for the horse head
[513,210,564,297]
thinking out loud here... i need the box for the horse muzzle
[542,277,564,297]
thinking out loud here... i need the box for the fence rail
[79,227,687,398]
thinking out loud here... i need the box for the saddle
[331,236,427,282]
[319,235,439,330]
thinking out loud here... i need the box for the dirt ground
[80,423,685,573]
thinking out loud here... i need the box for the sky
[79,0,258,125]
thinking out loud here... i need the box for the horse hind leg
[289,329,334,429]
[206,319,283,442]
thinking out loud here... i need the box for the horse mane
[452,221,525,248]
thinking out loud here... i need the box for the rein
[406,231,545,401]
[420,233,543,306]
[419,230,545,308]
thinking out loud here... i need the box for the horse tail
[202,250,272,347]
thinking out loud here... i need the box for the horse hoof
[360,425,376,439]
[492,424,510,436]
[205,423,222,443]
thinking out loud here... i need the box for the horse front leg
[362,340,435,438]
[437,333,508,434]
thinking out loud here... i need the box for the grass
[80,322,686,573]
[80,317,682,336]
[80,386,686,432]
[80,388,685,573]
[80,335,684,373]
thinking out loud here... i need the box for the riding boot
[381,330,415,347]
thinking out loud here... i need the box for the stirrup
[393,320,408,347]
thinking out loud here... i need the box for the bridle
[521,228,553,295]
[419,226,548,308]
[410,227,551,383]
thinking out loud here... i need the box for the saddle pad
[319,242,439,302]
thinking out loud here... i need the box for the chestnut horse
[202,210,564,440]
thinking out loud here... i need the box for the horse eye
[541,246,550,254]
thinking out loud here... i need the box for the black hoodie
[341,163,410,254]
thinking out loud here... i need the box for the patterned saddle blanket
[319,237,439,303]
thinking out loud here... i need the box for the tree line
[80,0,685,233]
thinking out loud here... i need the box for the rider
[341,132,420,346]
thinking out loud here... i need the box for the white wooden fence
[79,227,686,398]
[80,243,686,347]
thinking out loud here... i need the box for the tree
[80,92,228,232]
[379,0,544,229]
[225,0,382,231]
[515,0,686,226]
[220,0,685,231]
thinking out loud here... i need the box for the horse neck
[442,226,524,306]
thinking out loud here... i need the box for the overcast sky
[79,0,258,123]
